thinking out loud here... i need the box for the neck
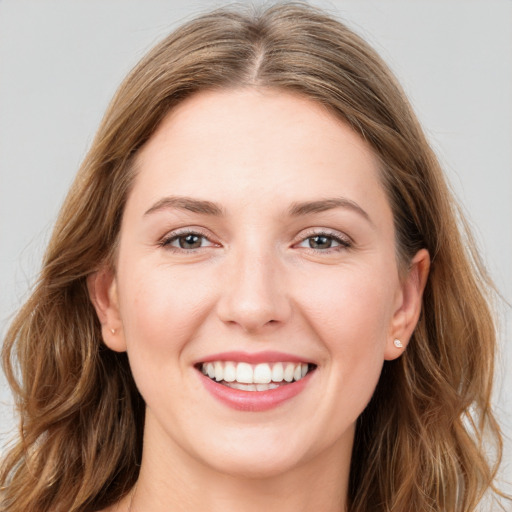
[128,419,352,512]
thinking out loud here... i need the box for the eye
[296,232,351,251]
[160,230,216,251]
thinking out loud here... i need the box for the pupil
[310,235,331,249]
[179,234,202,249]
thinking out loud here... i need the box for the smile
[199,361,314,391]
[196,354,317,411]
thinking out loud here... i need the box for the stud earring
[111,328,116,334]
[393,338,403,348]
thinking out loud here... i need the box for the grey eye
[307,235,336,249]
[163,232,214,250]
[177,234,204,249]
[298,234,342,250]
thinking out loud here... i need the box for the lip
[197,365,315,412]
[197,350,311,364]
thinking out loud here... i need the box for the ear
[87,267,127,352]
[385,248,430,360]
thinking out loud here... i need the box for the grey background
[1,0,511,494]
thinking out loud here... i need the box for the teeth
[214,361,223,381]
[271,363,284,382]
[229,382,256,391]
[224,382,281,392]
[253,363,272,384]
[200,361,312,387]
[283,363,295,382]
[236,362,253,384]
[256,383,278,391]
[224,362,236,382]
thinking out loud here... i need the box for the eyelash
[158,229,352,253]
[295,230,352,253]
[158,229,215,251]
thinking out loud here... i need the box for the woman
[0,3,507,511]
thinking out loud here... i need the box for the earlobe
[385,248,430,360]
[87,268,127,352]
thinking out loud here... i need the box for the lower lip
[199,371,313,412]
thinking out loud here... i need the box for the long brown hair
[1,3,506,511]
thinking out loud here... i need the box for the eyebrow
[144,195,371,223]
[144,196,224,216]
[288,197,372,223]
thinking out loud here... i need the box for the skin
[89,88,429,512]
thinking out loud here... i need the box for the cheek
[115,259,220,416]
[299,263,396,347]
[116,259,216,363]
[298,264,396,404]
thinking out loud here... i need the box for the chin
[192,427,314,480]
[208,450,306,480]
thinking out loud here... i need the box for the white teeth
[283,363,295,382]
[224,362,236,382]
[214,361,223,381]
[271,363,284,382]
[236,362,253,384]
[253,363,272,384]
[225,382,281,392]
[256,383,274,391]
[228,382,249,391]
[200,360,312,387]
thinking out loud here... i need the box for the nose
[216,248,292,334]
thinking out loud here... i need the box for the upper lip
[196,351,314,365]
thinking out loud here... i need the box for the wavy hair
[1,3,506,511]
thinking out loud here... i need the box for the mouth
[195,361,317,392]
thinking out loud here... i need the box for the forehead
[130,88,390,221]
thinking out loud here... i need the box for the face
[90,88,428,479]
